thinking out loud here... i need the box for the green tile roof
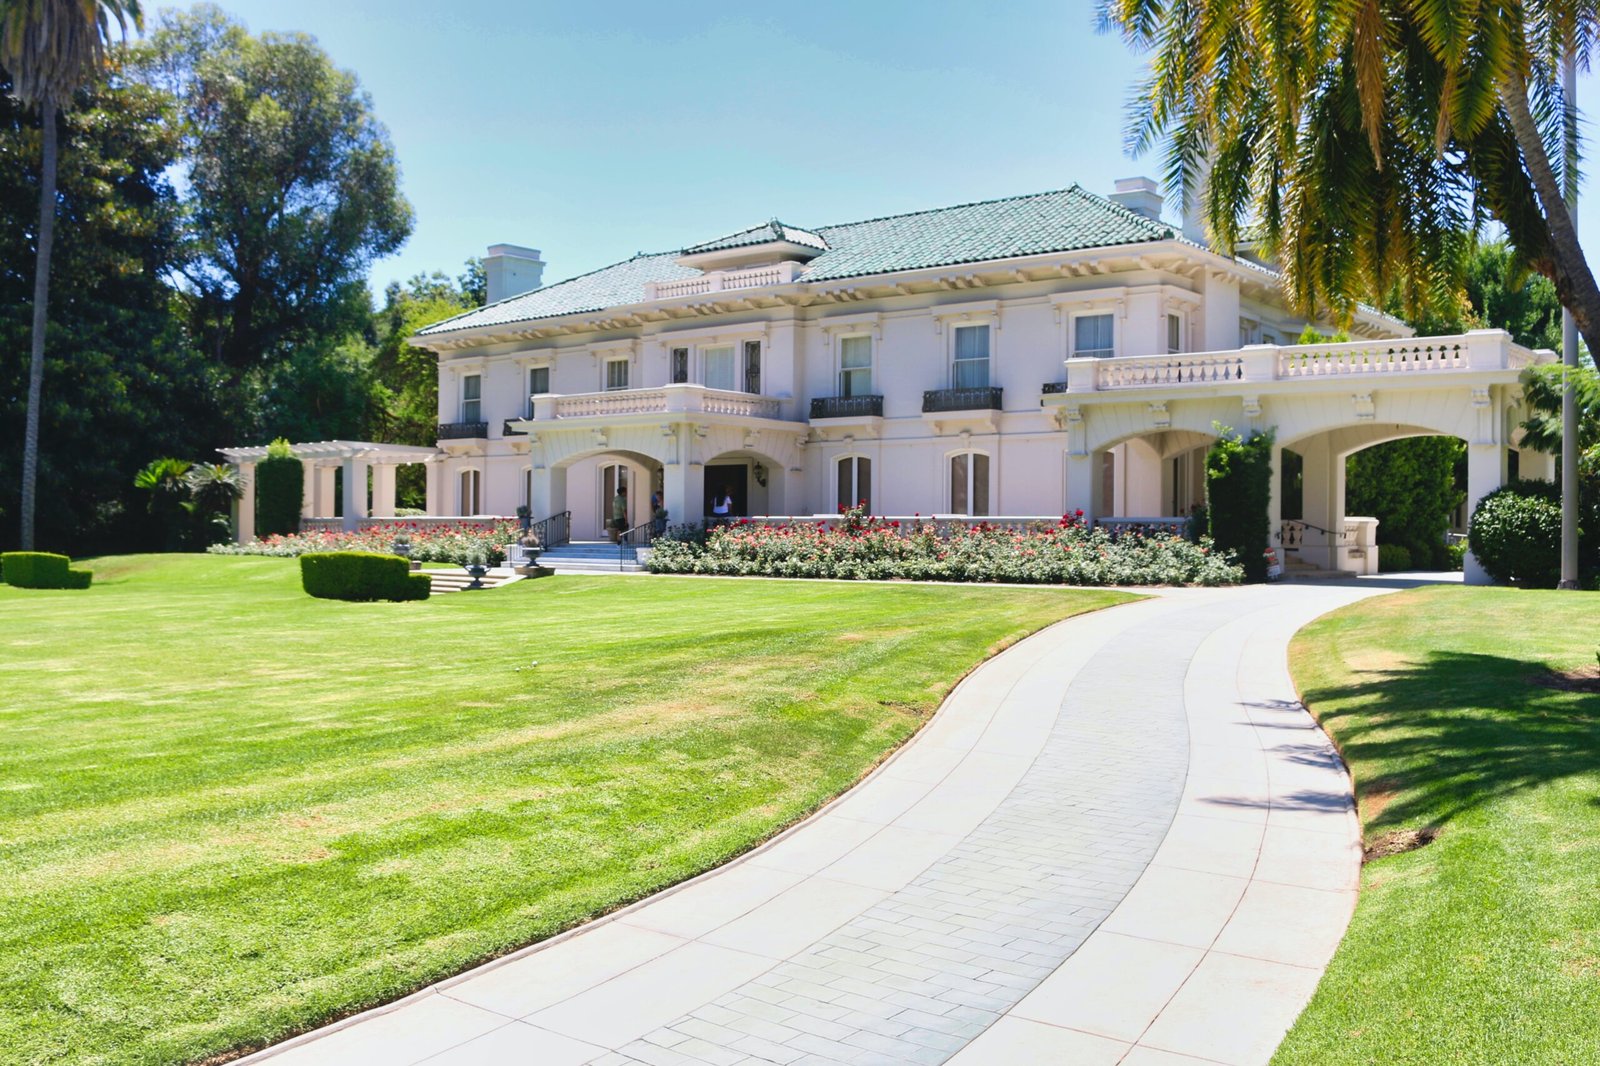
[417,185,1177,337]
[684,219,829,254]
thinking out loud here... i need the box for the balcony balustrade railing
[521,384,784,422]
[1052,331,1548,395]
[922,386,1003,413]
[810,395,884,419]
[643,261,804,301]
[437,421,489,439]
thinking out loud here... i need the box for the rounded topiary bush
[1377,543,1413,573]
[1468,482,1563,587]
[300,551,430,601]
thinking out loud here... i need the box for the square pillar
[232,462,256,543]
[529,466,568,521]
[1266,443,1284,548]
[341,457,369,532]
[424,459,443,517]
[782,466,805,516]
[300,462,316,518]
[371,464,397,518]
[1064,453,1096,521]
[664,461,706,528]
[1463,444,1508,585]
[315,465,337,518]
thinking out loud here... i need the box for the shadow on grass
[1301,651,1600,832]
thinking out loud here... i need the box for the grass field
[1277,586,1600,1065]
[0,555,1128,1065]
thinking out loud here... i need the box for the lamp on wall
[753,463,768,487]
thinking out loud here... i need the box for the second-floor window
[528,367,549,416]
[1167,313,1183,354]
[840,335,872,396]
[703,344,736,390]
[670,346,689,384]
[1074,313,1115,359]
[743,340,762,395]
[461,374,482,423]
[605,358,629,391]
[952,324,990,388]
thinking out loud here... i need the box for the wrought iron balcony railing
[1041,381,1069,395]
[809,394,884,419]
[922,386,1003,413]
[502,419,527,437]
[437,421,489,440]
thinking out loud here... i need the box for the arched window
[836,456,871,513]
[459,468,481,515]
[949,452,990,516]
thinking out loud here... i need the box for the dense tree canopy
[133,5,413,374]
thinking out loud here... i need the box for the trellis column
[232,462,257,544]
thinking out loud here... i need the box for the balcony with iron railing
[1040,330,1551,400]
[437,421,489,440]
[922,386,1003,413]
[810,394,884,420]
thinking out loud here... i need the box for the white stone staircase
[423,568,523,594]
[536,540,647,573]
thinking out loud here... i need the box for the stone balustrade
[1063,330,1549,394]
[643,261,804,301]
[519,384,786,424]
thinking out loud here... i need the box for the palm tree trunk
[19,98,58,552]
[1500,71,1600,359]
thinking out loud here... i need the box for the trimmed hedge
[1,552,92,589]
[256,452,305,537]
[299,551,430,602]
[1377,543,1414,573]
[1206,425,1275,583]
[1468,482,1564,587]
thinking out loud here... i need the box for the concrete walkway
[245,584,1384,1066]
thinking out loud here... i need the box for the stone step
[424,571,522,594]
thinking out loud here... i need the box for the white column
[424,460,443,516]
[371,464,397,518]
[782,466,805,516]
[233,462,256,544]
[1266,443,1283,548]
[315,465,337,519]
[1298,438,1339,571]
[529,465,568,521]
[1064,453,1096,521]
[664,461,706,527]
[1519,446,1556,482]
[1463,443,1508,585]
[300,461,316,518]
[341,457,369,532]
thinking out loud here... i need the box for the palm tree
[0,0,141,549]
[1098,0,1600,357]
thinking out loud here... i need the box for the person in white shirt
[711,489,733,519]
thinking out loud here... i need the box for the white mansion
[223,178,1554,581]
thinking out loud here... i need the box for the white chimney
[1108,176,1163,221]
[484,244,545,304]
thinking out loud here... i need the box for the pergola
[218,440,442,541]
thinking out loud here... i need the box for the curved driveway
[246,583,1384,1066]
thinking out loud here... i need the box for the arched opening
[546,448,664,541]
[1089,429,1215,522]
[704,449,790,518]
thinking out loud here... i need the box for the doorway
[705,464,749,517]
[600,463,632,532]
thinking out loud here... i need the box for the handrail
[618,519,654,570]
[530,510,571,550]
[1279,519,1349,547]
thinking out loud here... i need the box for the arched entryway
[703,449,791,518]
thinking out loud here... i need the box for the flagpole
[1559,47,1580,590]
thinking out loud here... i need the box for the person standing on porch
[609,486,627,543]
[651,492,668,537]
[712,488,733,523]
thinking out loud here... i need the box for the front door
[705,464,748,518]
[601,463,630,532]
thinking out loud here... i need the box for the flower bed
[208,520,519,565]
[647,511,1242,586]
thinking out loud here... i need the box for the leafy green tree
[1101,1,1600,361]
[133,4,412,378]
[1206,425,1275,582]
[183,460,240,543]
[133,456,191,549]
[0,65,217,554]
[1,0,142,549]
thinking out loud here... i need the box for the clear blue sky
[211,0,1600,297]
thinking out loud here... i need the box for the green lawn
[1277,586,1600,1065]
[0,555,1129,1065]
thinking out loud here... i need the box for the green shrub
[1468,482,1564,587]
[1445,539,1468,571]
[1,552,93,589]
[299,551,430,602]
[1377,544,1414,572]
[256,440,304,537]
[1206,425,1275,583]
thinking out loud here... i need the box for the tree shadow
[1300,651,1600,832]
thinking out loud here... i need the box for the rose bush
[208,520,519,565]
[648,512,1241,586]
